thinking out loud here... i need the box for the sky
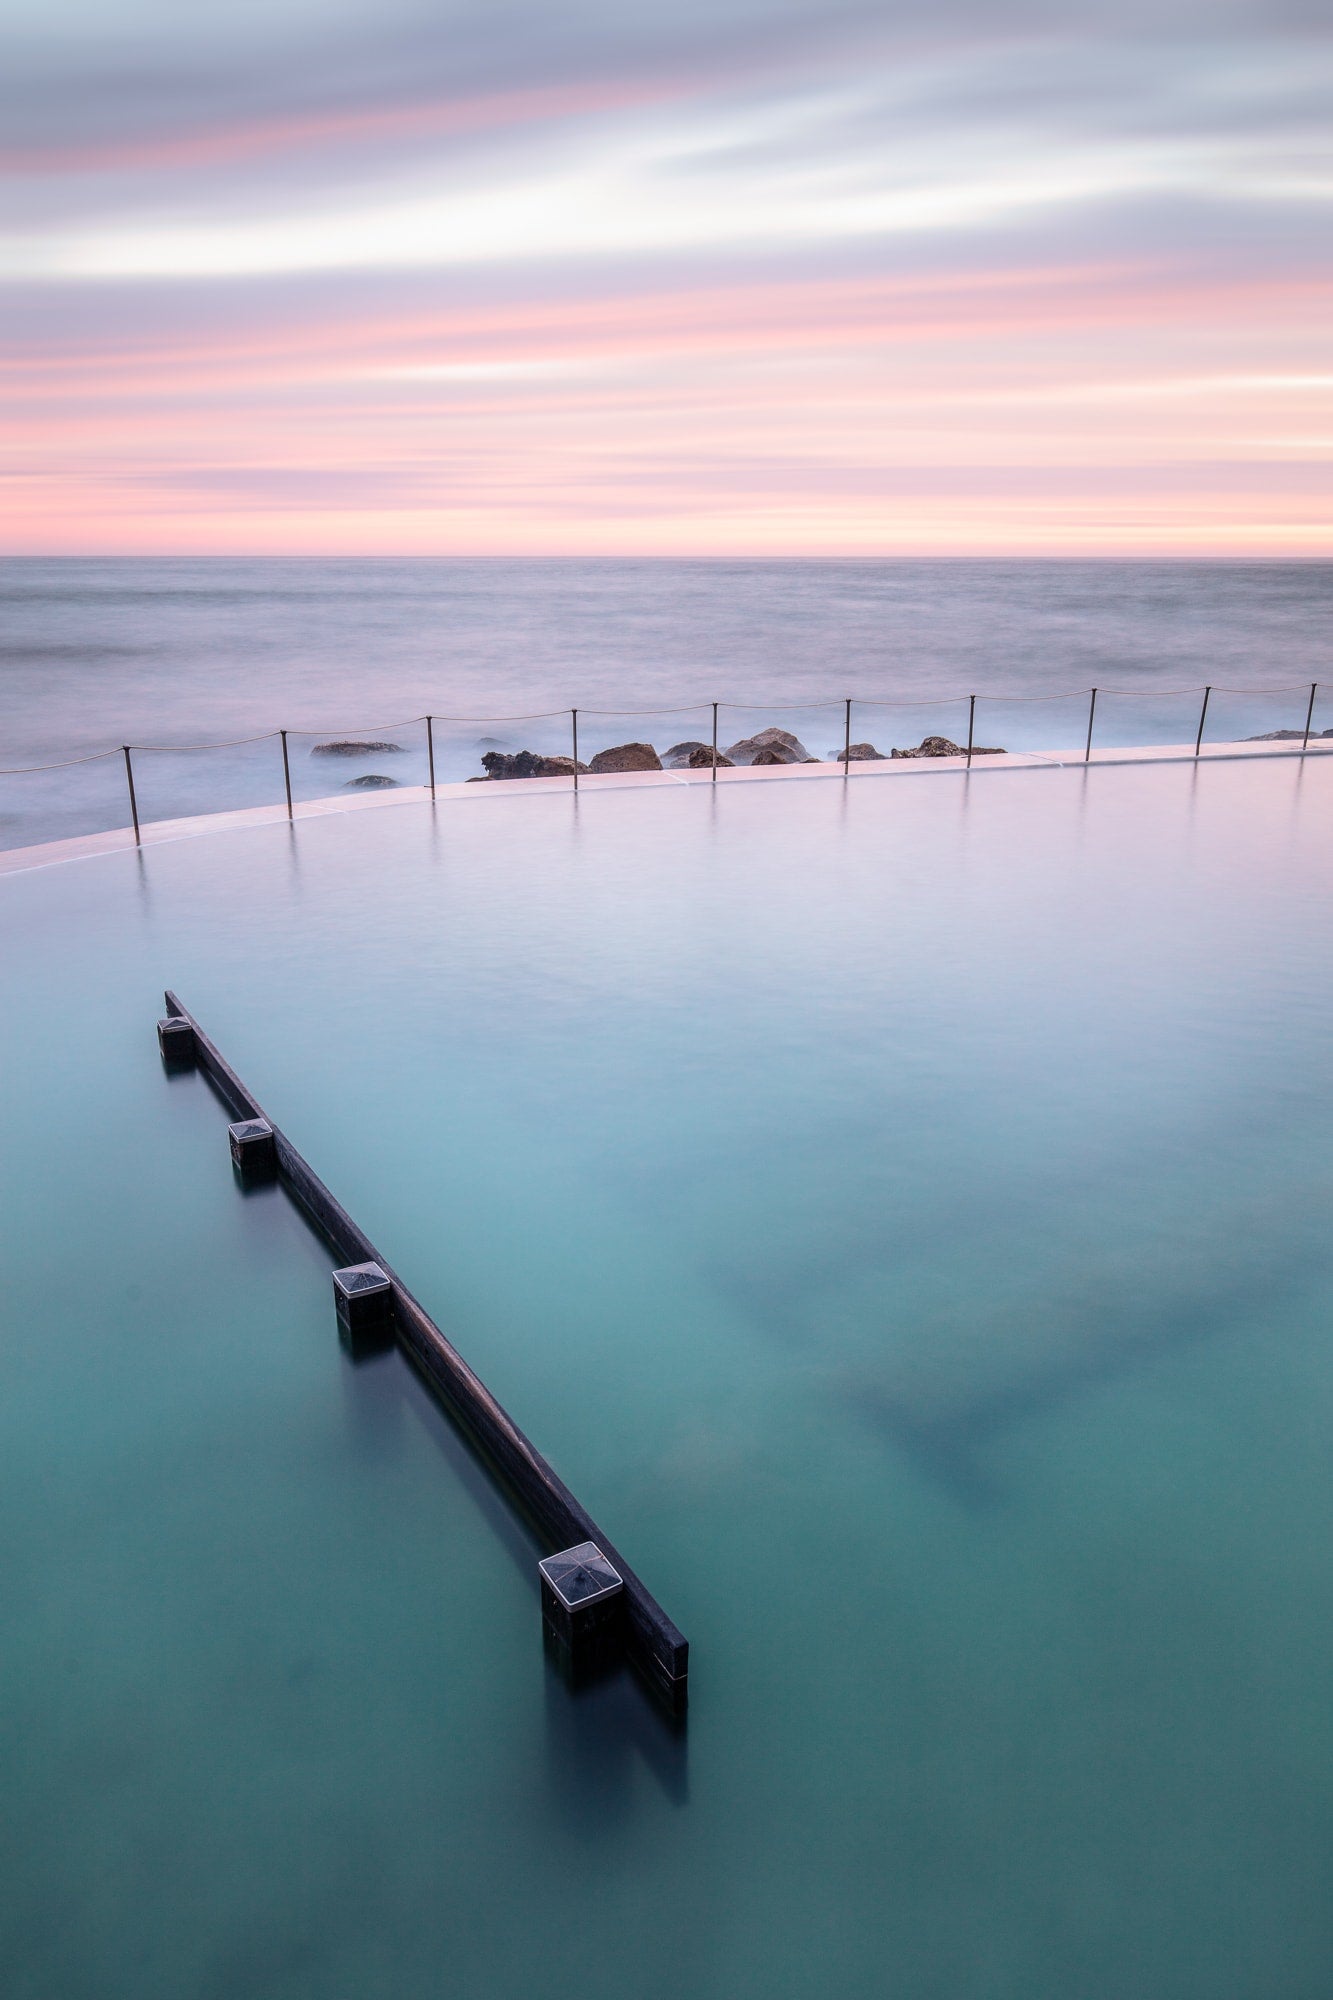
[2,0,1330,556]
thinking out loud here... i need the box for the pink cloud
[0,75,677,177]
[3,263,1329,556]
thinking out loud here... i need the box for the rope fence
[1,680,1326,847]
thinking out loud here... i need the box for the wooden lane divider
[157,989,689,1713]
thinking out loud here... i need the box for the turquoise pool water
[2,757,1332,1998]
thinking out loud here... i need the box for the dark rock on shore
[890,735,1005,758]
[343,773,400,788]
[725,727,812,765]
[663,740,713,768]
[313,739,404,755]
[835,742,884,761]
[688,746,734,767]
[480,750,587,780]
[588,741,662,773]
[1247,728,1333,740]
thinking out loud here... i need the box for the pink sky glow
[2,3,1330,556]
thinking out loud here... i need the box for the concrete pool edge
[2,736,1329,878]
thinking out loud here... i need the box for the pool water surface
[2,757,1331,1999]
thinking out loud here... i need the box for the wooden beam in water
[161,988,689,1713]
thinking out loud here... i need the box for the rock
[688,746,734,767]
[1246,728,1333,741]
[587,741,662,774]
[891,735,961,758]
[663,740,714,768]
[313,739,404,756]
[724,726,812,765]
[834,742,884,762]
[890,736,1005,758]
[343,773,399,788]
[480,750,587,780]
[481,751,538,780]
[751,747,789,765]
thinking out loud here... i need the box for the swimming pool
[2,755,1331,1998]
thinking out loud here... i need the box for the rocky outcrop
[587,741,663,773]
[343,773,400,788]
[835,743,884,762]
[663,740,721,768]
[724,727,812,765]
[890,736,1005,758]
[480,750,587,780]
[1247,728,1333,740]
[313,739,404,755]
[688,746,734,767]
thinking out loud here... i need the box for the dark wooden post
[158,988,690,1713]
[1195,686,1211,757]
[426,715,436,796]
[280,730,293,817]
[571,709,579,791]
[1302,683,1317,752]
[966,694,975,768]
[540,1543,625,1683]
[843,697,851,771]
[229,1117,277,1181]
[333,1261,394,1357]
[712,701,718,781]
[1085,687,1097,764]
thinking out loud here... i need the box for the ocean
[2,558,1330,849]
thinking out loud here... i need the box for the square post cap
[333,1262,391,1302]
[539,1542,623,1612]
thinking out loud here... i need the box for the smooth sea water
[1,558,1330,848]
[2,753,1331,1998]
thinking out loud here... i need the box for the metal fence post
[1194,686,1211,757]
[122,745,140,844]
[1302,682,1317,752]
[843,697,851,771]
[280,729,293,817]
[966,694,975,769]
[571,709,578,791]
[426,715,436,796]
[712,701,718,781]
[1085,687,1097,764]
